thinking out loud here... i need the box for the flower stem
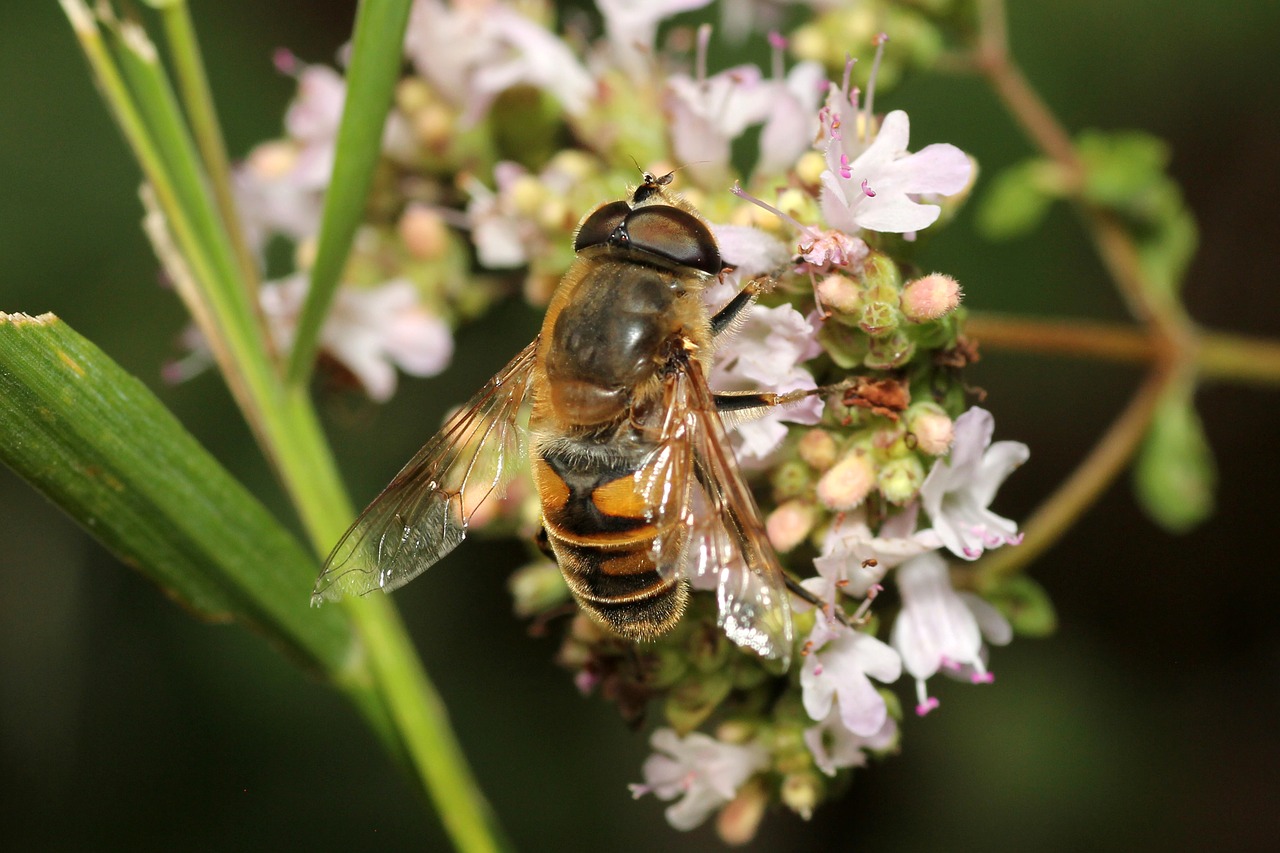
[153,0,269,346]
[62,4,508,850]
[972,363,1175,587]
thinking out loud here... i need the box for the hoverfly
[313,172,824,668]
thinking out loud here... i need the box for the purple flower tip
[272,48,299,76]
[915,697,940,717]
[768,31,787,50]
[972,672,996,684]
[860,179,876,198]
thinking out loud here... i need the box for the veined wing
[635,362,795,668]
[311,339,539,605]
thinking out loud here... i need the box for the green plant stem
[286,0,414,386]
[62,5,507,850]
[965,0,1208,584]
[966,312,1280,387]
[154,0,267,336]
[971,364,1174,587]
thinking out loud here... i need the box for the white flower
[711,224,790,280]
[405,0,593,124]
[665,63,775,186]
[919,406,1029,560]
[804,507,940,607]
[629,728,769,831]
[819,109,972,235]
[803,706,898,777]
[890,552,1013,716]
[801,612,901,737]
[261,274,454,401]
[757,59,826,177]
[597,0,714,79]
[709,301,823,464]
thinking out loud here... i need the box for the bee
[312,173,824,668]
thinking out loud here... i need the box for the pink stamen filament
[695,24,711,85]
[731,183,811,234]
[768,31,786,80]
[862,34,889,136]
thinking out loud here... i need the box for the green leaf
[976,159,1063,240]
[1133,379,1217,532]
[985,576,1058,638]
[0,312,352,672]
[1077,129,1170,210]
[286,0,415,385]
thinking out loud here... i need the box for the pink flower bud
[814,274,860,315]
[766,500,816,553]
[815,451,876,511]
[717,782,767,845]
[907,403,955,455]
[901,273,962,322]
[398,204,448,260]
[798,429,838,471]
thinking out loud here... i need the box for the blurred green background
[2,2,1278,850]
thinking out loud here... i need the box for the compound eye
[573,201,631,252]
[622,206,721,274]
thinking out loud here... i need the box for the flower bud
[906,402,954,455]
[798,429,838,471]
[901,273,962,322]
[780,771,823,821]
[717,780,768,846]
[246,140,297,179]
[795,150,827,187]
[398,204,449,260]
[413,102,454,148]
[766,500,816,553]
[507,560,570,617]
[814,274,861,316]
[771,459,813,501]
[395,77,432,115]
[863,329,915,370]
[815,451,875,511]
[856,252,903,337]
[715,720,758,745]
[877,455,926,505]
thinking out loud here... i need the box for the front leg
[713,378,855,416]
[709,278,772,337]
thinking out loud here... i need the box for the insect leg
[713,377,858,416]
[783,574,853,628]
[710,278,772,336]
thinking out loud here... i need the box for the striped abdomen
[532,437,687,641]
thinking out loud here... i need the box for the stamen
[273,47,300,76]
[731,183,810,233]
[915,680,939,716]
[971,671,995,684]
[695,23,711,85]
[768,31,787,81]
[863,33,889,134]
[860,179,876,197]
[839,154,852,180]
[840,54,855,99]
[1009,532,1025,545]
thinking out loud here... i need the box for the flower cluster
[220,0,1033,842]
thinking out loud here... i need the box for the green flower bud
[771,459,813,501]
[864,329,915,370]
[781,771,824,821]
[878,454,926,504]
[507,560,570,617]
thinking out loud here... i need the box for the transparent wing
[635,364,795,668]
[312,340,539,604]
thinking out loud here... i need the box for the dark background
[2,2,1277,850]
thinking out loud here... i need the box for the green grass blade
[285,0,414,386]
[0,312,348,672]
